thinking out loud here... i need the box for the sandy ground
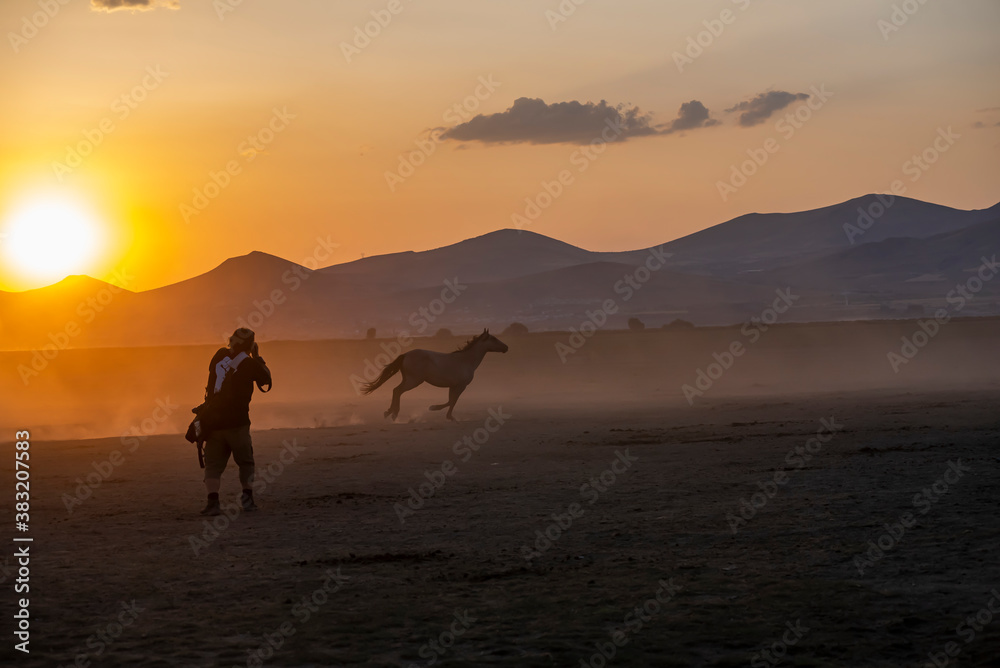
[2,390,999,667]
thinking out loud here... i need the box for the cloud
[726,91,809,127]
[660,100,719,134]
[972,107,1000,129]
[91,0,178,11]
[438,97,658,145]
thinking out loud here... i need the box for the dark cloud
[91,0,178,11]
[438,97,658,145]
[726,91,810,127]
[661,100,720,134]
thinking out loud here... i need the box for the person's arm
[205,348,228,398]
[251,343,272,390]
[206,351,220,399]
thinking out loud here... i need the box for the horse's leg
[444,385,467,421]
[429,384,462,412]
[387,374,422,420]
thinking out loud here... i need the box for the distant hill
[659,195,1000,275]
[751,216,1000,296]
[318,229,599,290]
[0,195,997,350]
[145,251,317,300]
[0,276,136,348]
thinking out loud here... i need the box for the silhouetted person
[199,328,272,516]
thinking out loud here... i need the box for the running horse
[362,329,508,421]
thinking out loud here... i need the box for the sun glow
[1,196,107,289]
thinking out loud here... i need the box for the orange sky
[0,0,998,291]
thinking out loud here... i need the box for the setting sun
[1,196,105,289]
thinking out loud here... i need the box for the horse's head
[479,329,508,354]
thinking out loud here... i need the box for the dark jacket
[204,347,272,430]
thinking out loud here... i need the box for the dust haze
[5,318,1000,442]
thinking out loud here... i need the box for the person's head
[229,328,255,354]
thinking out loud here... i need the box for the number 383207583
[15,430,30,522]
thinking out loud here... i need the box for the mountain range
[1,194,998,350]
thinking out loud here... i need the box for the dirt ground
[3,388,999,667]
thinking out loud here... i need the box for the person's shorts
[203,425,254,480]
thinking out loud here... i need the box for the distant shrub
[904,304,925,316]
[502,322,529,336]
[627,317,646,331]
[366,327,376,339]
[434,328,453,338]
[662,319,695,330]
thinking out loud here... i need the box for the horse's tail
[361,354,405,395]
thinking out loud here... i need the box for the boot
[200,495,221,516]
[240,489,258,512]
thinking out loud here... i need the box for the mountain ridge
[2,194,998,350]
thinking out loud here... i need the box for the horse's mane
[454,332,485,353]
